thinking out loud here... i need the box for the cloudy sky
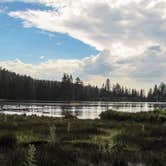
[0,0,166,90]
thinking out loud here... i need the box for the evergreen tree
[0,67,166,102]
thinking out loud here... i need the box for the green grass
[0,110,165,165]
[100,109,166,122]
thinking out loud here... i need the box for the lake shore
[0,110,165,165]
[1,101,166,120]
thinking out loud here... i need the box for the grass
[100,109,166,122]
[0,110,165,165]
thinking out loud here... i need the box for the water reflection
[0,102,166,119]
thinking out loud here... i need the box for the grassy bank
[100,109,166,122]
[0,110,165,166]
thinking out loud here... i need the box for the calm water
[0,102,166,119]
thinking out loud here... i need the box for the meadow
[0,110,165,166]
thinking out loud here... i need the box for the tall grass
[0,112,165,165]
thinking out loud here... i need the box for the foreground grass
[0,110,165,166]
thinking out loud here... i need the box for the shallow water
[0,101,166,119]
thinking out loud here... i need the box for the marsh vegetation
[0,109,165,166]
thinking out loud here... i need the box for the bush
[49,126,57,144]
[63,111,77,119]
[24,144,37,166]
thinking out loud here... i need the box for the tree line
[147,83,166,101]
[0,68,165,101]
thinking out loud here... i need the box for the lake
[0,101,166,119]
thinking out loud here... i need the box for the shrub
[100,109,166,123]
[63,111,77,119]
[49,125,57,144]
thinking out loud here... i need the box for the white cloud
[38,30,55,39]
[8,0,166,53]
[40,56,45,60]
[1,0,166,89]
[0,58,83,81]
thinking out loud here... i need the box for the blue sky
[0,1,99,63]
[0,0,166,89]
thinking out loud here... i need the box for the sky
[0,0,166,90]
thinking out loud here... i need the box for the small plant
[67,122,71,133]
[63,111,77,119]
[3,115,7,123]
[24,144,37,166]
[49,125,56,143]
